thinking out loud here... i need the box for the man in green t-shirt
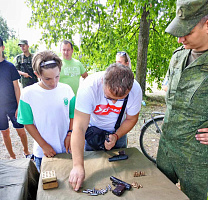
[59,40,88,95]
[15,40,38,88]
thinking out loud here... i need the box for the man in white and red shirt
[69,63,142,191]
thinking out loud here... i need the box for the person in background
[59,40,88,95]
[15,40,38,88]
[17,50,75,172]
[116,51,131,69]
[157,0,208,199]
[0,37,31,159]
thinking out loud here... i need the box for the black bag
[85,126,110,150]
[85,94,129,151]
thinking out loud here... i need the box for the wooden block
[42,170,57,183]
[43,181,59,190]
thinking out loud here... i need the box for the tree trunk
[136,5,150,96]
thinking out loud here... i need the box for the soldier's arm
[14,56,32,78]
[18,71,32,78]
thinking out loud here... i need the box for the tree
[136,3,150,95]
[3,39,22,62]
[0,15,15,41]
[27,0,179,95]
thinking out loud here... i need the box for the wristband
[114,133,119,141]
[67,130,72,136]
[67,130,72,133]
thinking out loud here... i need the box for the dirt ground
[128,94,166,155]
[0,93,166,160]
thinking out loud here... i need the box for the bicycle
[139,112,165,164]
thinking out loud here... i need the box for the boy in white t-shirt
[17,50,75,172]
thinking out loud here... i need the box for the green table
[37,147,189,200]
[0,159,39,200]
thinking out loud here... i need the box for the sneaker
[24,153,34,160]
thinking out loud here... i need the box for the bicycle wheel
[140,116,164,163]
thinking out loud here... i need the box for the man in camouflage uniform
[157,0,208,200]
[15,40,38,88]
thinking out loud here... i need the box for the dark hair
[32,50,62,75]
[60,40,73,50]
[0,37,3,47]
[104,63,134,97]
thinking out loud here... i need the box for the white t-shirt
[76,71,142,132]
[17,82,75,158]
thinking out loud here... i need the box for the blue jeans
[85,134,127,151]
[34,156,42,172]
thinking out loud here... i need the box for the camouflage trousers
[157,139,208,200]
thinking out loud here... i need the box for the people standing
[15,40,38,88]
[0,37,31,159]
[59,40,88,95]
[17,50,75,172]
[157,0,208,199]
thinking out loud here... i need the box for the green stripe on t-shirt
[69,96,75,118]
[17,99,34,125]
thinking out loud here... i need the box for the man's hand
[196,128,208,145]
[104,134,117,150]
[64,133,71,153]
[69,165,85,191]
[42,143,56,157]
[23,72,32,78]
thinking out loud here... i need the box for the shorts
[85,134,127,151]
[0,104,24,130]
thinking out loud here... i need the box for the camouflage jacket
[15,53,38,88]
[162,46,208,162]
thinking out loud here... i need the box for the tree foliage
[3,39,22,62]
[27,0,179,94]
[0,15,15,41]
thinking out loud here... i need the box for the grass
[140,94,166,115]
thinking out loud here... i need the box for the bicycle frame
[150,112,165,135]
[141,113,165,133]
[140,112,165,163]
